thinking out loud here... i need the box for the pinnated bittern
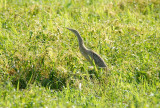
[66,27,107,69]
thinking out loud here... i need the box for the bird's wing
[89,50,107,67]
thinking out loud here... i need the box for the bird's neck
[76,33,87,51]
[79,42,87,51]
[76,33,83,44]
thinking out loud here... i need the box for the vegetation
[0,0,160,107]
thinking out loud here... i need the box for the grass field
[0,0,160,107]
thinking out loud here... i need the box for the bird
[66,27,107,71]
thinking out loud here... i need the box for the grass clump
[0,0,160,107]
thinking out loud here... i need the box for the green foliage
[0,0,160,107]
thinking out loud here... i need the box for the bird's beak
[66,27,74,33]
[66,27,71,30]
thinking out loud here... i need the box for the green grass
[0,0,160,107]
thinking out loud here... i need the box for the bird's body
[66,27,107,69]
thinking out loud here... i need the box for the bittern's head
[66,27,79,36]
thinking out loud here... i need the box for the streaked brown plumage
[66,27,107,69]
